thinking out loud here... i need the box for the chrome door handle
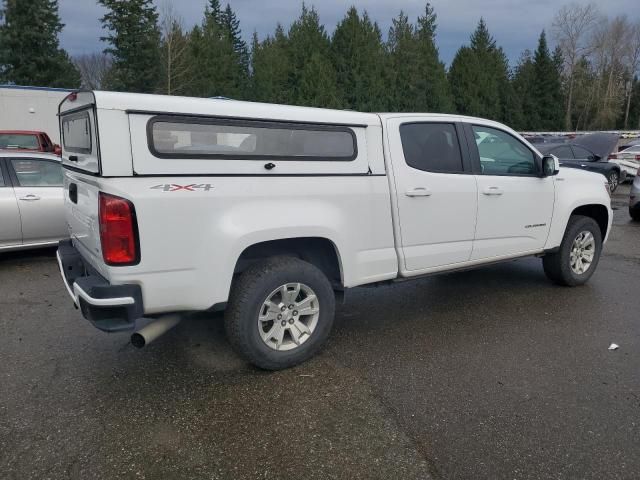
[19,194,41,201]
[482,186,503,196]
[405,187,432,197]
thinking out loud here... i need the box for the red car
[0,130,61,155]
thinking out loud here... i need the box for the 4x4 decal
[151,184,213,192]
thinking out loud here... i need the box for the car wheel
[620,170,627,184]
[607,170,619,192]
[542,215,603,286]
[630,207,640,222]
[225,256,335,370]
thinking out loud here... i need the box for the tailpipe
[131,314,181,348]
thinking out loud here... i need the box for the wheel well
[234,238,343,287]
[572,204,609,238]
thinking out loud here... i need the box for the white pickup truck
[57,91,612,369]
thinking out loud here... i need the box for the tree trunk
[565,72,574,131]
[623,84,631,129]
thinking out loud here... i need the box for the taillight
[99,192,139,265]
[635,155,640,161]
[608,153,617,159]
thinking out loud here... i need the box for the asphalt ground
[1,185,639,480]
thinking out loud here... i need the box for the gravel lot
[1,185,639,480]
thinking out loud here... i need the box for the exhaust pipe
[131,314,181,348]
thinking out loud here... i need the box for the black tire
[543,215,603,286]
[225,256,335,370]
[607,170,619,193]
[630,207,640,222]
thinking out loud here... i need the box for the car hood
[558,164,606,182]
[572,133,618,160]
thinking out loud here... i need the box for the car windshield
[622,145,640,153]
[0,133,39,149]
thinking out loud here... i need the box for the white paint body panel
[59,92,613,315]
[384,117,477,271]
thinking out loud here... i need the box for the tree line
[1,0,639,131]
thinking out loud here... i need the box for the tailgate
[63,169,104,274]
[59,91,100,174]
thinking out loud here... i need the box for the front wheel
[607,170,619,192]
[225,257,335,370]
[543,215,603,286]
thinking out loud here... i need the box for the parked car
[609,144,640,180]
[57,91,612,370]
[0,152,66,251]
[630,167,640,221]
[0,130,61,155]
[537,135,622,192]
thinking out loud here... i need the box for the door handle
[19,194,41,201]
[482,186,503,196]
[405,187,432,197]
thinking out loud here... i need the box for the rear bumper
[57,239,143,332]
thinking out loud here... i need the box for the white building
[0,85,74,143]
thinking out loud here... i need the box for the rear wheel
[225,257,335,370]
[543,215,603,286]
[630,207,640,222]
[607,170,619,192]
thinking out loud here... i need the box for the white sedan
[0,151,67,252]
[609,144,640,179]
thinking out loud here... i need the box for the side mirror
[593,154,601,161]
[541,154,559,177]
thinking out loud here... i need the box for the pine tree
[186,2,247,99]
[298,51,340,108]
[221,4,249,77]
[0,0,80,87]
[414,4,453,112]
[531,31,564,130]
[331,7,387,111]
[250,26,291,104]
[449,18,510,120]
[387,11,420,111]
[387,6,452,113]
[99,0,161,93]
[287,5,338,107]
[512,50,537,129]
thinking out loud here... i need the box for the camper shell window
[148,116,358,161]
[62,110,92,154]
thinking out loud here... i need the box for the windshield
[0,133,39,149]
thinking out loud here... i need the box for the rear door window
[62,111,92,154]
[399,123,464,173]
[552,146,574,159]
[571,146,594,160]
[10,159,63,187]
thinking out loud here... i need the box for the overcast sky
[58,0,637,66]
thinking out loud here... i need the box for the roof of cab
[90,91,382,127]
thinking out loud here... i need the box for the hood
[572,133,618,160]
[558,164,606,183]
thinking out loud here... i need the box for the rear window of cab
[148,116,357,161]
